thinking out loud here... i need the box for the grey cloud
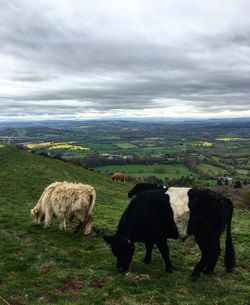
[1,0,250,119]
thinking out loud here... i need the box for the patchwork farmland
[0,119,249,187]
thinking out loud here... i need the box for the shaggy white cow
[31,182,96,235]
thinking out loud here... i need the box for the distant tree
[164,178,170,186]
[243,180,248,186]
[145,176,157,183]
[234,180,242,189]
[168,178,176,187]
[15,144,27,151]
[217,178,222,186]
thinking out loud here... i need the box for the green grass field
[0,147,249,305]
[95,163,195,179]
[63,151,92,159]
[197,163,225,175]
[116,143,138,149]
[87,143,119,152]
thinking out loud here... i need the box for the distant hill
[0,127,77,138]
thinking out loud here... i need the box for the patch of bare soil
[90,278,105,289]
[62,276,84,291]
[125,272,151,281]
[9,294,28,305]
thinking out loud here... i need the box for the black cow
[128,182,166,198]
[104,187,235,281]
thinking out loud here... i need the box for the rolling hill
[0,146,249,305]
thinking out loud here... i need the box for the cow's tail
[88,188,96,216]
[224,199,236,272]
[76,187,96,235]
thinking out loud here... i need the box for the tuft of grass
[0,147,249,305]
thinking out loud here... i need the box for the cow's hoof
[166,267,173,273]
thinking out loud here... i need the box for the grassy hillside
[0,147,249,305]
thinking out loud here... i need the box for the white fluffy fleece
[31,182,96,234]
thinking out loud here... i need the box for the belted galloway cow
[104,186,235,281]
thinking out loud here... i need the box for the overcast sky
[1,0,250,120]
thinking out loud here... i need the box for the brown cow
[112,172,125,183]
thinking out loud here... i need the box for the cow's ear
[103,235,113,245]
[30,208,37,216]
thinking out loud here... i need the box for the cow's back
[187,188,232,236]
[49,183,94,216]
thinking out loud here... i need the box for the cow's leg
[203,237,221,275]
[155,239,173,273]
[44,213,53,229]
[191,236,210,281]
[43,205,54,229]
[59,218,66,230]
[82,215,93,235]
[74,221,83,234]
[73,211,84,233]
[143,241,154,264]
[75,214,94,235]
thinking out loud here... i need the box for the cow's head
[30,208,45,224]
[104,235,135,272]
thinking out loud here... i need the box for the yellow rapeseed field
[215,138,240,141]
[26,142,54,149]
[201,141,214,147]
[49,144,90,150]
[194,141,214,147]
[26,142,90,150]
[26,142,79,149]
